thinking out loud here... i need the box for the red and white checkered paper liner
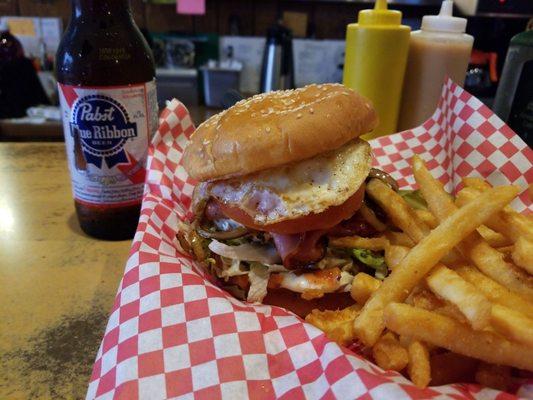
[87,79,533,400]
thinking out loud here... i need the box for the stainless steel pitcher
[260,23,294,93]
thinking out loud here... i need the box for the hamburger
[179,83,396,316]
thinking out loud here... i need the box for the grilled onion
[194,220,249,240]
[369,168,399,191]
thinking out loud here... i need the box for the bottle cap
[421,0,467,33]
[358,0,403,26]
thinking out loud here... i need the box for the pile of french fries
[306,155,533,390]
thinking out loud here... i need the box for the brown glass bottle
[56,0,157,240]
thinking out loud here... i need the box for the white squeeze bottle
[398,0,473,131]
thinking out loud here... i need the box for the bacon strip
[271,230,326,269]
[204,199,226,221]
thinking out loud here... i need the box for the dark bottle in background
[56,0,159,240]
[0,21,24,61]
[0,21,50,118]
[493,30,533,147]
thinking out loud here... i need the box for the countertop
[0,143,132,399]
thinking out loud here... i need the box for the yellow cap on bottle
[358,0,402,26]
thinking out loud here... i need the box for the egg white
[206,139,371,225]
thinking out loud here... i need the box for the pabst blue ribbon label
[58,81,158,206]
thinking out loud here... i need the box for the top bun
[183,83,378,181]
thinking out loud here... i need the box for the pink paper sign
[177,0,205,15]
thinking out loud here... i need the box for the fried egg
[205,139,371,225]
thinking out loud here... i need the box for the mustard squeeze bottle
[343,0,410,139]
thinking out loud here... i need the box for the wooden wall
[1,0,438,39]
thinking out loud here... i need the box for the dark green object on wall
[493,30,533,147]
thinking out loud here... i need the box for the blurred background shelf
[0,0,531,140]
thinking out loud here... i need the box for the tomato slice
[216,184,365,234]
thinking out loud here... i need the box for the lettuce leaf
[352,248,388,280]
[247,263,270,303]
[398,189,427,210]
[209,239,281,264]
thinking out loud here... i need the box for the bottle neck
[71,0,132,19]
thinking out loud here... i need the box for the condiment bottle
[0,20,24,62]
[56,0,158,240]
[398,1,473,131]
[343,0,410,139]
[493,30,533,145]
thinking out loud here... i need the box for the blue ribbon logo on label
[70,95,138,168]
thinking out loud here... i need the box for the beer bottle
[56,0,158,240]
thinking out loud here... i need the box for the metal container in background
[200,59,242,108]
[493,30,533,146]
[156,68,199,108]
[260,23,294,93]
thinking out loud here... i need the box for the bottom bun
[263,289,355,318]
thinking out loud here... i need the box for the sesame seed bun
[183,84,378,181]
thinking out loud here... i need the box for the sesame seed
[309,108,314,114]
[265,127,271,132]
[296,113,302,119]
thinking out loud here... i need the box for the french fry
[496,245,514,254]
[351,273,381,305]
[512,237,533,274]
[372,332,409,372]
[353,185,518,346]
[456,187,533,243]
[456,190,512,247]
[329,235,389,251]
[398,334,412,348]
[385,245,410,270]
[430,352,479,386]
[407,340,431,388]
[305,305,361,346]
[463,238,533,301]
[491,304,533,347]
[476,225,513,248]
[426,265,491,330]
[475,363,513,392]
[408,287,468,323]
[456,266,533,319]
[462,177,491,191]
[384,303,533,371]
[366,179,430,242]
[503,211,533,242]
[407,288,443,310]
[435,304,469,324]
[412,156,457,218]
[414,209,438,229]
[462,179,533,248]
[360,203,387,232]
[368,178,462,264]
[413,155,533,300]
[383,231,415,247]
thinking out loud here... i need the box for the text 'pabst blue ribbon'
[70,95,138,168]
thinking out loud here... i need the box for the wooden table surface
[0,142,132,399]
